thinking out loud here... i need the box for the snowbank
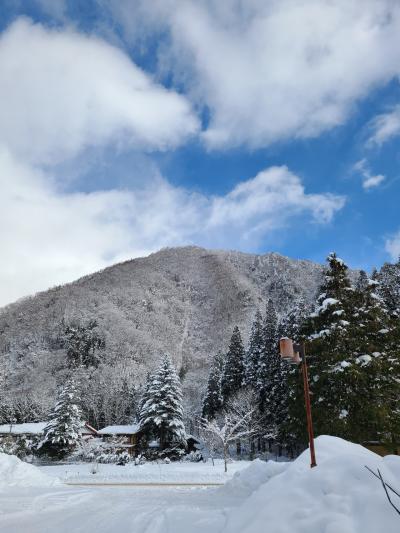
[0,453,58,488]
[223,436,400,533]
[221,458,289,498]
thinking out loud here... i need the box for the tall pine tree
[245,310,264,387]
[202,351,224,419]
[344,273,400,444]
[257,300,279,406]
[377,257,400,315]
[257,300,288,440]
[278,299,309,342]
[38,377,83,458]
[138,354,186,449]
[221,326,245,402]
[286,253,354,443]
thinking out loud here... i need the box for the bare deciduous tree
[200,388,262,472]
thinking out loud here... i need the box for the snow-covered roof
[0,421,97,436]
[97,424,141,435]
[0,422,47,435]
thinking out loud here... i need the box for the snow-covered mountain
[0,246,324,417]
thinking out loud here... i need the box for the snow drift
[221,458,290,498]
[222,436,400,533]
[0,453,58,487]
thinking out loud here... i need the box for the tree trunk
[160,427,165,450]
[224,445,228,472]
[250,438,255,460]
[236,440,241,456]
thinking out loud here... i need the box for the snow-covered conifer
[344,273,400,442]
[202,351,224,419]
[138,354,186,449]
[254,300,289,443]
[221,326,245,402]
[308,252,352,343]
[38,377,83,458]
[257,300,279,405]
[63,320,104,369]
[278,299,309,342]
[245,311,264,387]
[291,253,354,441]
[377,257,400,316]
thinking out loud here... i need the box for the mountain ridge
[0,246,326,422]
[0,246,322,312]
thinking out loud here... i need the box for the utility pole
[280,337,317,468]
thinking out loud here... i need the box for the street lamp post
[279,337,317,468]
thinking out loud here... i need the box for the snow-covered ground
[39,459,251,485]
[1,437,400,533]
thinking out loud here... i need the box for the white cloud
[0,14,346,307]
[367,105,400,146]
[0,18,199,165]
[208,167,344,230]
[385,231,400,260]
[353,159,385,190]
[362,174,385,190]
[0,148,344,306]
[104,0,400,149]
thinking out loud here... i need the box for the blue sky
[1,0,400,305]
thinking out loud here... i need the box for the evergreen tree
[38,377,83,458]
[355,269,369,292]
[63,320,104,369]
[344,273,400,444]
[221,326,245,402]
[257,300,287,439]
[278,299,309,342]
[137,373,152,420]
[288,252,354,442]
[138,354,186,449]
[375,257,400,447]
[0,397,14,425]
[287,253,400,447]
[245,310,264,387]
[202,351,224,419]
[377,257,400,316]
[277,300,309,450]
[308,252,352,343]
[257,300,279,405]
[352,274,389,350]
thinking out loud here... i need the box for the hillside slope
[0,246,324,421]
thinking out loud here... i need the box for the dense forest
[202,253,400,453]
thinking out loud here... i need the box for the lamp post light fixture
[279,337,317,468]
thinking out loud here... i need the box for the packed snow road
[0,485,234,533]
[0,458,251,533]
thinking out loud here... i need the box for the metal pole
[298,343,317,468]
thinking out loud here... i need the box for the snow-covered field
[39,459,251,485]
[1,437,399,533]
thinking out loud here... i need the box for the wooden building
[97,424,141,456]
